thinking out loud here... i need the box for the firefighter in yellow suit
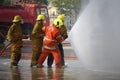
[30,14,45,67]
[7,15,28,68]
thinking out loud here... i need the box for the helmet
[57,15,64,21]
[36,14,45,21]
[53,19,63,27]
[13,15,22,22]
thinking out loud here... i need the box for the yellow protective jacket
[59,24,68,40]
[31,22,44,46]
[7,23,23,47]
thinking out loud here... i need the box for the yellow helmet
[13,15,22,22]
[36,14,45,21]
[57,15,64,21]
[53,19,63,27]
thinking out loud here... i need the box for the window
[41,8,49,18]
[36,8,40,16]
[36,7,49,18]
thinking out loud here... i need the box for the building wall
[48,6,58,25]
[11,0,20,4]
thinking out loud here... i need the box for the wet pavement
[0,39,120,80]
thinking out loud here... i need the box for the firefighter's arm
[31,26,45,38]
[60,25,68,40]
[7,26,14,42]
[7,25,28,42]
[7,25,20,42]
[10,35,29,42]
[55,32,64,43]
[32,32,44,38]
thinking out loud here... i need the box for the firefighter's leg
[10,46,21,67]
[37,48,49,68]
[47,53,54,68]
[31,45,42,67]
[58,44,65,66]
[51,49,61,68]
[36,46,42,61]
[31,47,38,67]
[16,48,22,63]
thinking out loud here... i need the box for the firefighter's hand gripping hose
[0,35,29,56]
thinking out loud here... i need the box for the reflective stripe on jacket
[43,26,63,47]
[43,45,58,50]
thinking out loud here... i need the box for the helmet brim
[13,20,21,22]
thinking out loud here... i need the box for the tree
[0,0,11,5]
[19,0,48,5]
[36,0,49,5]
[48,0,80,17]
[0,0,4,5]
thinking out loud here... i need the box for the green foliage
[37,0,49,5]
[0,0,11,5]
[48,0,80,16]
[19,0,48,5]
[0,0,4,5]
[2,0,11,5]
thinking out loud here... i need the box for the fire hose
[0,31,6,39]
[0,42,11,56]
[0,34,29,56]
[0,31,8,56]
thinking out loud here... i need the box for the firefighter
[37,19,64,68]
[7,15,28,68]
[47,15,68,68]
[30,14,45,67]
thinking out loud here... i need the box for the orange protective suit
[47,24,68,67]
[37,25,63,68]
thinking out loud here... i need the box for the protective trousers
[38,48,61,68]
[47,43,65,66]
[31,44,42,65]
[10,44,22,66]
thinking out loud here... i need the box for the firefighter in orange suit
[37,19,63,68]
[7,15,28,68]
[30,14,45,67]
[47,15,68,68]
